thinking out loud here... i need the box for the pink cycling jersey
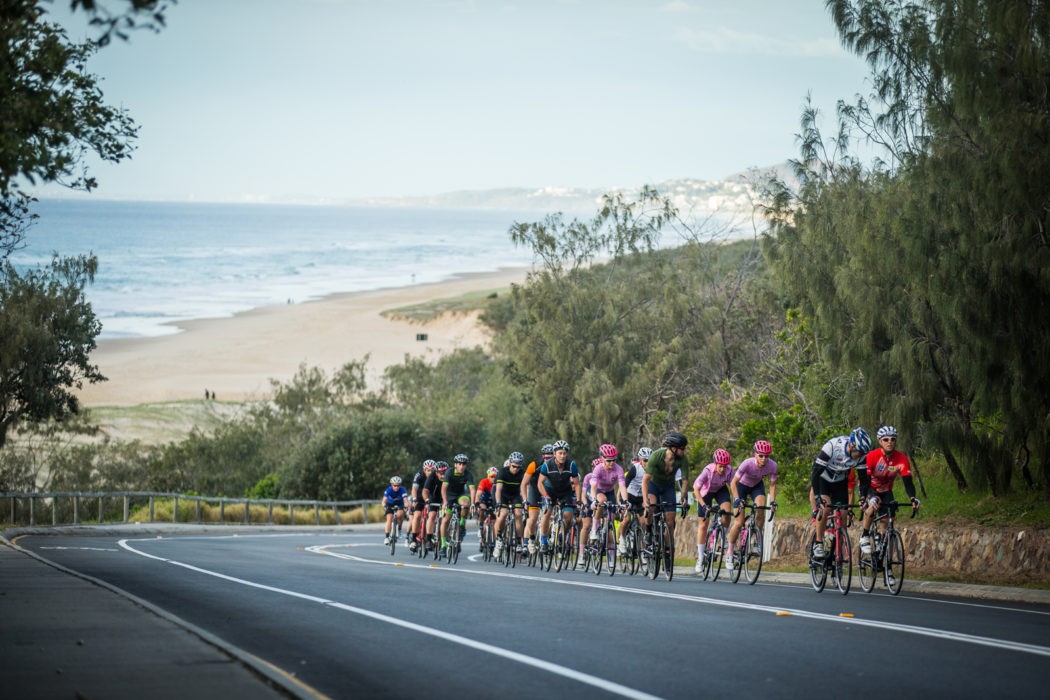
[693,463,735,498]
[590,462,625,494]
[734,457,778,487]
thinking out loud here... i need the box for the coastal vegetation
[2,0,1048,526]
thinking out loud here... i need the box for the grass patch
[129,498,385,526]
[381,287,507,323]
[770,455,1050,528]
[82,400,244,445]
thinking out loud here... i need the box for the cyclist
[641,431,691,548]
[536,442,581,554]
[587,444,628,544]
[522,443,555,552]
[859,425,920,556]
[408,459,435,552]
[440,453,476,553]
[475,466,498,547]
[494,452,527,558]
[382,476,409,546]
[617,447,651,555]
[421,461,448,551]
[578,462,600,560]
[810,427,871,559]
[727,441,777,570]
[692,448,734,573]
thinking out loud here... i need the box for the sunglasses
[880,436,897,442]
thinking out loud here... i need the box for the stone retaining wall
[675,516,1050,585]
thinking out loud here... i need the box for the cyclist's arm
[641,473,652,504]
[494,481,503,504]
[902,474,917,500]
[858,466,872,500]
[441,481,449,505]
[572,475,581,504]
[537,473,549,500]
[519,468,532,501]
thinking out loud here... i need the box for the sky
[40,0,873,203]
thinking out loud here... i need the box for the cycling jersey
[539,459,579,498]
[645,447,689,488]
[442,467,475,501]
[624,460,646,497]
[496,465,525,504]
[813,435,864,485]
[735,457,778,488]
[383,486,408,507]
[421,472,443,502]
[693,463,734,498]
[863,449,912,494]
[476,477,494,504]
[590,462,625,495]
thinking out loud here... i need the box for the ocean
[10,200,538,339]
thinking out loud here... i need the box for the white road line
[308,544,1050,659]
[118,538,663,700]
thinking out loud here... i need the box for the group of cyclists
[379,424,920,580]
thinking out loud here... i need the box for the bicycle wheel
[621,523,638,575]
[606,521,618,577]
[857,536,877,592]
[808,532,827,592]
[885,529,905,595]
[711,526,726,582]
[593,517,606,575]
[661,518,674,581]
[389,525,397,556]
[509,525,519,569]
[833,527,852,595]
[567,522,580,571]
[448,520,460,564]
[743,523,763,585]
[728,536,743,584]
[646,518,663,580]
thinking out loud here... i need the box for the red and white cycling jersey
[864,449,911,493]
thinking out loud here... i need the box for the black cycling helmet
[662,431,688,449]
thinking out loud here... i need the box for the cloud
[673,26,842,57]
[660,0,693,12]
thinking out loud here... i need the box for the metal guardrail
[0,491,381,527]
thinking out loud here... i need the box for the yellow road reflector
[776,611,791,616]
[839,613,855,618]
[395,563,405,567]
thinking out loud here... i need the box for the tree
[0,255,104,448]
[499,189,777,455]
[763,0,1050,494]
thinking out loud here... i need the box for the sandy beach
[77,267,530,406]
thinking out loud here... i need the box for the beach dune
[77,268,529,406]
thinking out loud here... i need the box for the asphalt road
[13,527,1050,699]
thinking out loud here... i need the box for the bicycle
[588,500,621,576]
[445,505,468,565]
[478,507,496,562]
[697,505,729,581]
[497,507,522,568]
[728,501,774,585]
[387,506,405,556]
[858,500,916,595]
[643,500,679,581]
[807,503,855,594]
[549,502,579,573]
[618,503,645,575]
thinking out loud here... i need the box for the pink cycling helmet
[599,443,618,459]
[713,448,731,466]
[753,440,773,456]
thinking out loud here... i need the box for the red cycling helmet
[599,443,618,460]
[753,440,772,456]
[713,448,731,466]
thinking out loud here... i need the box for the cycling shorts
[870,490,896,516]
[701,485,731,508]
[525,483,542,509]
[384,504,406,515]
[646,483,678,513]
[814,477,848,505]
[412,498,426,513]
[736,481,767,503]
[499,493,524,509]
